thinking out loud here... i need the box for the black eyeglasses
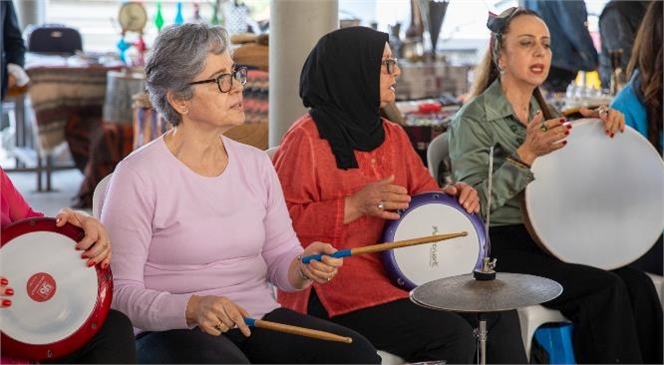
[382,58,398,74]
[189,66,248,93]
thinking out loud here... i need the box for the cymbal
[410,272,563,313]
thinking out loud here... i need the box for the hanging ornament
[117,35,131,65]
[192,2,202,22]
[154,1,165,31]
[174,2,184,25]
[210,0,220,25]
[134,35,147,66]
[119,2,148,33]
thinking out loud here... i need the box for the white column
[14,0,47,31]
[269,0,338,147]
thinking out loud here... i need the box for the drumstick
[302,232,468,264]
[244,318,353,343]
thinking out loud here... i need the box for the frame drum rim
[525,118,664,270]
[0,217,113,361]
[382,191,487,290]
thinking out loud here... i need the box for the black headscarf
[300,26,389,170]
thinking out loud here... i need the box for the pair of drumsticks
[256,231,468,343]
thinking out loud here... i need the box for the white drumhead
[392,203,481,286]
[526,118,664,269]
[0,232,98,344]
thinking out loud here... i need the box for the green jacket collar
[481,79,541,122]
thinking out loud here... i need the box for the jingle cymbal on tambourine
[409,272,562,313]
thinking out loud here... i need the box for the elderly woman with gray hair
[101,23,380,364]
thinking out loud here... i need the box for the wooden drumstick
[244,318,353,343]
[302,232,468,263]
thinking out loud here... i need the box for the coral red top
[274,115,439,317]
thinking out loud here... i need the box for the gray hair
[145,23,231,126]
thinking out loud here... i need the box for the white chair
[92,173,113,218]
[518,273,663,361]
[517,305,572,361]
[426,132,451,186]
[377,350,405,365]
[265,146,279,161]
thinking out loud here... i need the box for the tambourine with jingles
[524,118,664,270]
[382,192,487,290]
[0,217,113,361]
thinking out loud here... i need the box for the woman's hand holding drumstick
[301,232,468,264]
[186,294,352,343]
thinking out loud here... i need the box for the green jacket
[449,80,560,226]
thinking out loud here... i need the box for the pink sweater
[101,136,303,332]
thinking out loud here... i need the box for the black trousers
[491,224,663,364]
[309,292,527,364]
[44,309,136,364]
[135,307,380,364]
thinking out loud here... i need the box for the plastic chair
[265,146,279,161]
[533,322,576,364]
[92,173,113,218]
[517,305,573,362]
[426,132,451,186]
[377,350,405,365]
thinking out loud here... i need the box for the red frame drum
[0,217,112,361]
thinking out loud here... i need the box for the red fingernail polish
[565,131,569,136]
[2,300,11,307]
[1,278,8,286]
[606,129,610,135]
[87,261,96,267]
[566,124,572,129]
[611,133,615,138]
[5,288,14,296]
[562,141,568,145]
[559,118,565,123]
[101,262,109,269]
[81,254,88,259]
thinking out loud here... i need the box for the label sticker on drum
[27,272,57,302]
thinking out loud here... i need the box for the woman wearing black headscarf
[274,26,527,364]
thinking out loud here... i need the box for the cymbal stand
[472,257,497,365]
[477,143,496,365]
[474,313,488,365]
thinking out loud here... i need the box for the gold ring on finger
[215,321,223,330]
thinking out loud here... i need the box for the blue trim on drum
[381,191,488,290]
